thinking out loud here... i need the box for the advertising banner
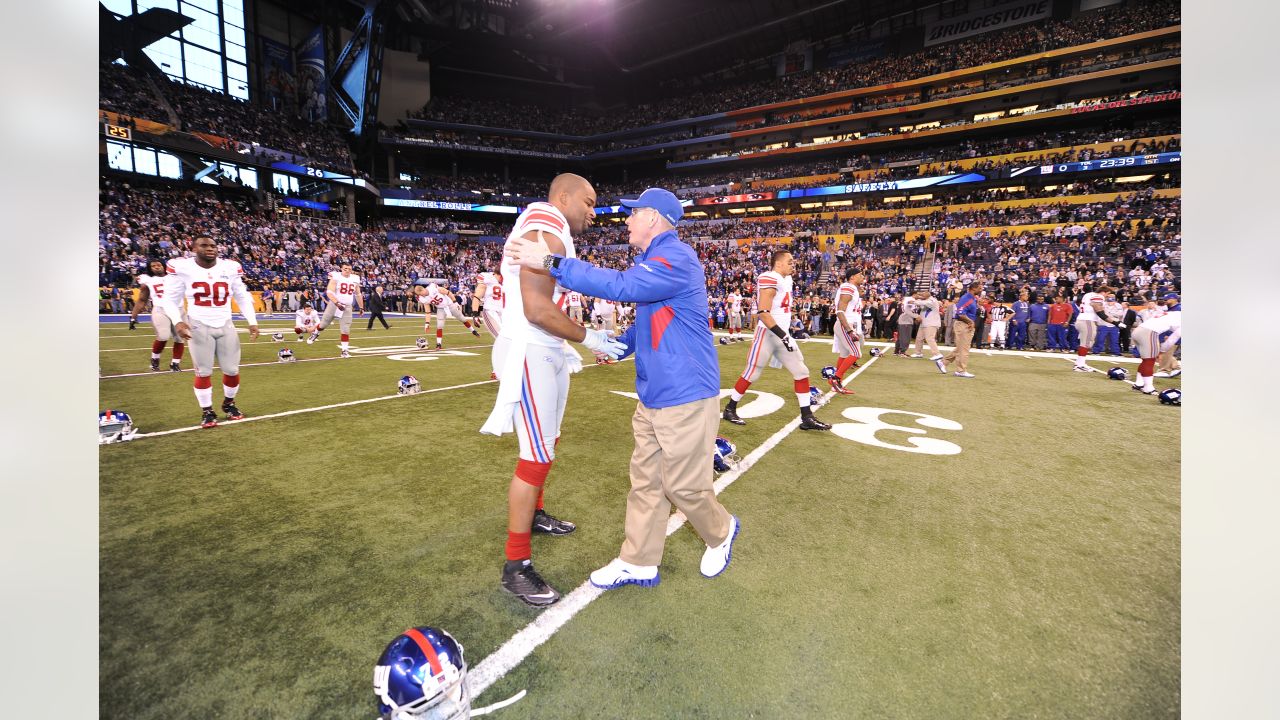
[261,37,296,112]
[923,0,1052,47]
[295,26,327,122]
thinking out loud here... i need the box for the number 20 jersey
[162,257,255,326]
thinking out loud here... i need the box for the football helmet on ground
[713,435,740,474]
[1107,367,1127,381]
[278,348,296,362]
[271,332,284,342]
[374,627,470,720]
[820,365,837,380]
[398,375,421,395]
[98,410,138,444]
[416,338,429,350]
[1158,388,1181,406]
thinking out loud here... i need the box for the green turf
[99,325,1179,719]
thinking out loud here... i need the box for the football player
[1072,284,1115,371]
[827,266,866,394]
[1130,294,1182,393]
[159,235,259,428]
[479,173,624,608]
[471,270,503,339]
[723,250,830,430]
[416,282,480,350]
[726,289,744,341]
[565,290,585,326]
[294,301,319,341]
[309,263,363,358]
[130,259,186,371]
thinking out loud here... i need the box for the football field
[99,316,1181,719]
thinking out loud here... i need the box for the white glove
[581,328,626,360]
[561,342,584,374]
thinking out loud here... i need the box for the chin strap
[469,688,528,717]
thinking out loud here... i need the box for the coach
[505,187,739,589]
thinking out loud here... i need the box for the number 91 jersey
[163,256,254,326]
[478,271,503,312]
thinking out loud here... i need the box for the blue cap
[619,188,683,226]
[1162,293,1179,301]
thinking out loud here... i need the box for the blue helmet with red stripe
[374,627,470,719]
[713,436,739,473]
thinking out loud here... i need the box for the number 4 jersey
[755,270,793,329]
[161,257,258,327]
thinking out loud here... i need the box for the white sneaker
[1168,368,1181,378]
[934,358,948,374]
[1072,365,1089,372]
[700,515,741,578]
[589,558,659,589]
[909,353,923,358]
[954,371,975,378]
[1153,371,1170,378]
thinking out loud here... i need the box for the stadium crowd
[411,0,1179,135]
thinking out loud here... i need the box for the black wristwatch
[543,254,563,271]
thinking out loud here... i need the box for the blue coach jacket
[551,230,720,409]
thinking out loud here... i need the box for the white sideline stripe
[99,342,494,379]
[122,355,639,439]
[99,328,484,349]
[129,380,496,439]
[467,353,883,699]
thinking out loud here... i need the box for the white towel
[480,336,530,436]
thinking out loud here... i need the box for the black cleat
[221,400,245,420]
[722,404,746,426]
[532,509,576,536]
[471,328,481,337]
[169,360,181,372]
[799,407,831,431]
[200,409,219,428]
[501,559,561,607]
[149,358,161,372]
[129,319,137,330]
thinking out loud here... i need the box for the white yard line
[467,353,883,699]
[117,355,638,438]
[99,342,494,378]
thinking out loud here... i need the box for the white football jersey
[161,257,257,326]
[329,271,361,306]
[478,272,504,313]
[1141,308,1181,337]
[834,282,862,327]
[728,293,742,312]
[596,298,616,317]
[498,202,576,348]
[1079,292,1106,322]
[138,274,167,304]
[755,270,793,329]
[295,308,318,329]
[567,291,583,308]
[423,283,450,308]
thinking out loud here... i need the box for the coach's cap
[619,188,683,226]
[1162,293,1179,301]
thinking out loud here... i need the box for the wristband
[769,324,788,340]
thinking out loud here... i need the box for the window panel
[183,42,225,90]
[223,24,245,46]
[180,5,220,38]
[100,0,134,16]
[222,0,244,16]
[226,61,248,82]
[238,167,258,189]
[229,82,249,100]
[137,0,177,12]
[133,146,159,176]
[158,151,183,179]
[106,141,134,172]
[224,42,246,64]
[180,0,218,12]
[183,23,221,51]
[142,35,183,77]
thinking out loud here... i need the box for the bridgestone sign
[923,1,1052,47]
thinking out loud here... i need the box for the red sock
[505,531,532,562]
[152,340,166,354]
[836,355,856,378]
[464,320,473,329]
[1077,347,1088,357]
[794,378,810,395]
[223,374,240,388]
[733,377,751,395]
[172,343,185,360]
[536,488,545,510]
[340,333,349,342]
[193,375,213,390]
[1138,358,1156,376]
[436,329,443,341]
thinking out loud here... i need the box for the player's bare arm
[131,284,150,324]
[518,230,587,343]
[756,287,779,330]
[835,292,853,333]
[326,277,344,310]
[471,281,485,313]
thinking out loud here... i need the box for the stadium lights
[1114,174,1155,183]
[728,208,746,214]
[748,206,775,212]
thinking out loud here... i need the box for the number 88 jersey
[163,256,255,326]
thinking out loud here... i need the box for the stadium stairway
[911,252,935,291]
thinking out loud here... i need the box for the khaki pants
[913,325,940,357]
[621,396,732,566]
[944,321,974,372]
